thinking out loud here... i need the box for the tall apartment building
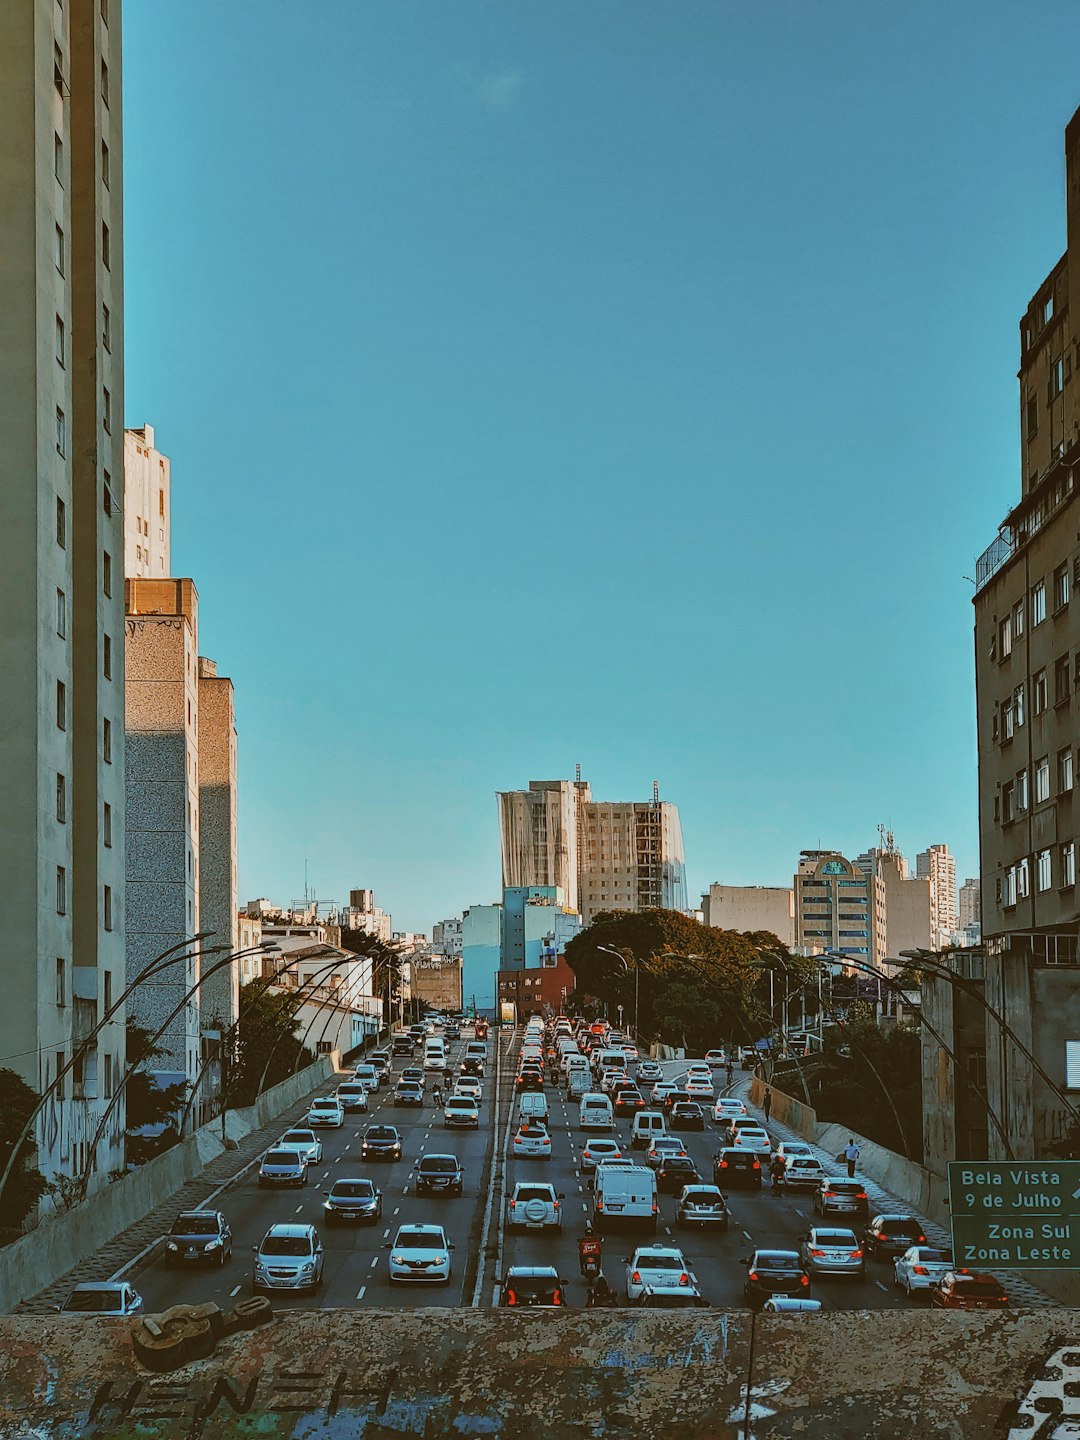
[432,916,464,957]
[794,851,885,966]
[0,0,127,1194]
[196,657,239,1035]
[699,884,795,946]
[958,877,981,938]
[124,425,170,577]
[916,844,959,948]
[856,843,933,962]
[971,103,1080,1159]
[498,776,687,926]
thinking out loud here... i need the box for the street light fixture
[596,945,641,1040]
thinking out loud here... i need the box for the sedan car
[651,1081,679,1105]
[893,1246,955,1296]
[443,1096,480,1129]
[798,1227,865,1279]
[713,1149,762,1189]
[742,1249,812,1309]
[713,1097,748,1122]
[632,1283,709,1309]
[258,1147,308,1187]
[361,1124,403,1161]
[732,1127,772,1159]
[656,1156,701,1194]
[279,1129,323,1165]
[645,1137,689,1170]
[704,1049,728,1070]
[394,1082,425,1107]
[498,1265,566,1307]
[455,1077,482,1102]
[512,1125,552,1159]
[581,1139,622,1171]
[625,1245,696,1302]
[778,1156,827,1191]
[669,1102,706,1131]
[322,1177,382,1225]
[164,1210,232,1266]
[930,1271,1008,1310]
[613,1088,646,1118]
[685,1076,714,1101]
[414,1153,464,1196]
[675,1185,730,1230]
[637,1060,663,1084]
[307,1098,345,1129]
[387,1224,453,1285]
[461,1056,486,1078]
[335,1082,369,1113]
[814,1179,869,1217]
[57,1282,143,1316]
[774,1140,814,1163]
[862,1215,928,1260]
[506,1182,563,1231]
[252,1223,323,1293]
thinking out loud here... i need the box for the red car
[930,1271,1008,1310]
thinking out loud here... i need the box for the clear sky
[123,1,1080,932]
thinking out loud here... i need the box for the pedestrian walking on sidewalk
[843,1137,860,1178]
[763,1088,773,1122]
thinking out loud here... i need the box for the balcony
[975,442,1080,594]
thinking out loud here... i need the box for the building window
[102,387,111,433]
[1037,848,1053,891]
[1017,769,1029,813]
[55,314,65,367]
[56,772,66,823]
[1014,682,1026,726]
[1003,866,1017,907]
[103,885,113,931]
[102,479,113,516]
[999,614,1013,659]
[103,1053,113,1099]
[1033,670,1048,715]
[1033,580,1047,627]
[102,303,111,351]
[56,588,66,638]
[100,58,109,107]
[55,958,66,1007]
[104,802,112,847]
[56,680,66,731]
[1056,655,1071,705]
[54,131,63,181]
[55,1051,65,1100]
[1051,357,1065,399]
[102,221,110,269]
[1017,856,1030,899]
[1060,748,1074,793]
[101,139,109,189]
[1013,599,1025,639]
[56,866,67,915]
[1055,563,1071,613]
[104,971,112,1013]
[55,224,65,275]
[103,717,111,763]
[1026,396,1038,438]
[1001,698,1014,741]
[966,1047,987,1090]
[1036,755,1050,804]
[54,43,64,94]
[103,633,111,679]
[159,488,165,518]
[56,406,66,456]
[1063,842,1076,888]
[1044,292,1055,326]
[103,551,111,597]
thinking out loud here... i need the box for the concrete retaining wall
[750,1075,819,1140]
[0,1056,334,1315]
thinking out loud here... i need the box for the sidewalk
[13,1076,340,1315]
[733,1074,1055,1308]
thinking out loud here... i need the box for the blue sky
[123,1,1080,932]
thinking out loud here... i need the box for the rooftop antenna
[653,780,659,805]
[575,763,581,783]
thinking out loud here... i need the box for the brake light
[850,1250,863,1259]
[809,1248,825,1258]
[553,1289,563,1305]
[959,1268,970,1275]
[595,1199,603,1211]
[679,1273,689,1286]
[506,1291,517,1305]
[752,1161,761,1170]
[719,1160,728,1169]
[631,1271,640,1284]
[913,1265,928,1276]
[800,1275,810,1286]
[748,1271,758,1281]
[652,1202,659,1213]
[918,1235,926,1244]
[553,1200,559,1209]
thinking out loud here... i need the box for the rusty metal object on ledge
[131,1297,273,1371]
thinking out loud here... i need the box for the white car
[774,1140,814,1162]
[387,1224,453,1284]
[506,1182,563,1231]
[279,1128,323,1165]
[512,1125,552,1159]
[685,1077,714,1100]
[455,1078,482,1102]
[443,1096,480,1129]
[713,1097,748,1122]
[779,1156,827,1190]
[580,1139,622,1172]
[624,1244,697,1302]
[621,1045,639,1062]
[732,1127,772,1159]
[307,1099,345,1129]
[651,1082,679,1104]
[704,1050,728,1069]
[893,1245,956,1296]
[645,1137,689,1170]
[636,1060,663,1084]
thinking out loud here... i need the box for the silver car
[798,1226,865,1278]
[258,1147,308,1187]
[252,1223,324,1292]
[279,1128,323,1165]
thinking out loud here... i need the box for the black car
[669,1102,706,1131]
[462,1056,485,1078]
[322,1178,382,1225]
[862,1215,928,1259]
[516,1072,544,1092]
[415,1154,464,1196]
[498,1266,567,1307]
[713,1149,762,1189]
[656,1156,701,1194]
[165,1210,232,1267]
[613,1089,646,1118]
[394,1084,425,1108]
[742,1249,812,1309]
[361,1125,403,1161]
[392,1035,415,1055]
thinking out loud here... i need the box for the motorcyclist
[578,1223,603,1276]
[725,1062,734,1086]
[432,1081,444,1107]
[585,1274,617,1308]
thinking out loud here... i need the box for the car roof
[632,1246,685,1259]
[420,1153,460,1163]
[397,1224,447,1238]
[505,1265,560,1279]
[71,1281,127,1292]
[754,1249,802,1260]
[264,1223,315,1238]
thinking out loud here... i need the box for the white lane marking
[229,1284,242,1297]
[393,1206,400,1215]
[294,1204,304,1213]
[664,1226,672,1235]
[402,1185,409,1195]
[742,1230,753,1241]
[875,1280,888,1292]
[581,1201,589,1212]
[369,1256,378,1269]
[382,1227,391,1238]
[356,1285,366,1300]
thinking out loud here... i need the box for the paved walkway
[14,1076,337,1315]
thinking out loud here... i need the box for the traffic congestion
[91,1009,1007,1316]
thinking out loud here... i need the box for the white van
[566,1071,591,1099]
[594,1048,627,1079]
[424,1039,447,1071]
[579,1092,615,1131]
[518,1092,549,1125]
[593,1163,658,1231]
[630,1111,667,1150]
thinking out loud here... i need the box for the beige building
[916,844,959,948]
[410,956,464,1013]
[498,780,584,911]
[855,845,933,963]
[958,877,981,938]
[700,884,795,945]
[196,657,238,1033]
[0,0,127,1195]
[794,851,885,966]
[971,103,1080,1159]
[123,425,170,577]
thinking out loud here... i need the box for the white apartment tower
[0,0,127,1195]
[124,425,170,577]
[916,844,959,948]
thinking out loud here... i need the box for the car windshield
[311,1102,338,1111]
[171,1215,218,1235]
[638,1254,683,1269]
[332,1181,374,1197]
[685,1188,721,1201]
[447,1099,473,1108]
[266,1151,300,1165]
[63,1288,122,1312]
[664,1159,696,1170]
[420,1158,457,1172]
[515,1187,552,1201]
[758,1254,802,1270]
[815,1231,856,1245]
[397,1231,445,1250]
[282,1132,313,1143]
[261,1236,312,1257]
[367,1128,396,1140]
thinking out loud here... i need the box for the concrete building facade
[410,956,464,1014]
[916,844,959,948]
[196,657,238,1032]
[461,904,502,1014]
[432,916,463,957]
[123,425,169,578]
[855,845,933,963]
[699,884,795,945]
[498,780,584,912]
[959,877,981,942]
[794,851,885,965]
[0,0,127,1194]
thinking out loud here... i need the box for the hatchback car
[506,1182,563,1231]
[414,1153,464,1196]
[675,1184,730,1230]
[656,1155,701,1194]
[387,1224,453,1285]
[662,1090,693,1114]
[930,1271,1008,1309]
[280,1129,323,1165]
[252,1223,323,1293]
[516,1070,544,1092]
[395,1082,425,1107]
[322,1177,382,1224]
[713,1149,762,1189]
[632,1282,709,1309]
[651,1081,679,1104]
[401,1066,425,1085]
[624,1245,696,1302]
[774,1140,815,1163]
[361,1124,403,1161]
[685,1076,714,1101]
[862,1214,928,1259]
[581,1138,623,1171]
[336,1082,369,1113]
[894,1245,955,1296]
[704,1050,728,1069]
[461,1055,485,1078]
[637,1060,664,1084]
[258,1147,308,1187]
[732,1126,772,1159]
[498,1265,566,1307]
[443,1096,480,1129]
[798,1227,865,1279]
[165,1210,232,1266]
[512,1124,552,1159]
[778,1156,827,1190]
[645,1137,689,1170]
[742,1249,811,1309]
[307,1098,344,1129]
[455,1077,482,1102]
[814,1178,869,1217]
[57,1282,143,1316]
[669,1102,706,1131]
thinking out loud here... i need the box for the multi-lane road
[132,1026,926,1313]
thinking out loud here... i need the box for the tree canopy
[227,978,315,1107]
[0,1068,48,1244]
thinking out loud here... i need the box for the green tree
[229,978,315,1106]
[124,1020,188,1166]
[807,1004,924,1159]
[0,1068,49,1245]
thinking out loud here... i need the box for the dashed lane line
[229,1285,242,1297]
[875,1280,889,1292]
[356,1286,367,1300]
[294,1204,304,1214]
[742,1230,753,1242]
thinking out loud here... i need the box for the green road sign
[948,1161,1080,1269]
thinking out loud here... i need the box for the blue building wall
[462,903,502,1014]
